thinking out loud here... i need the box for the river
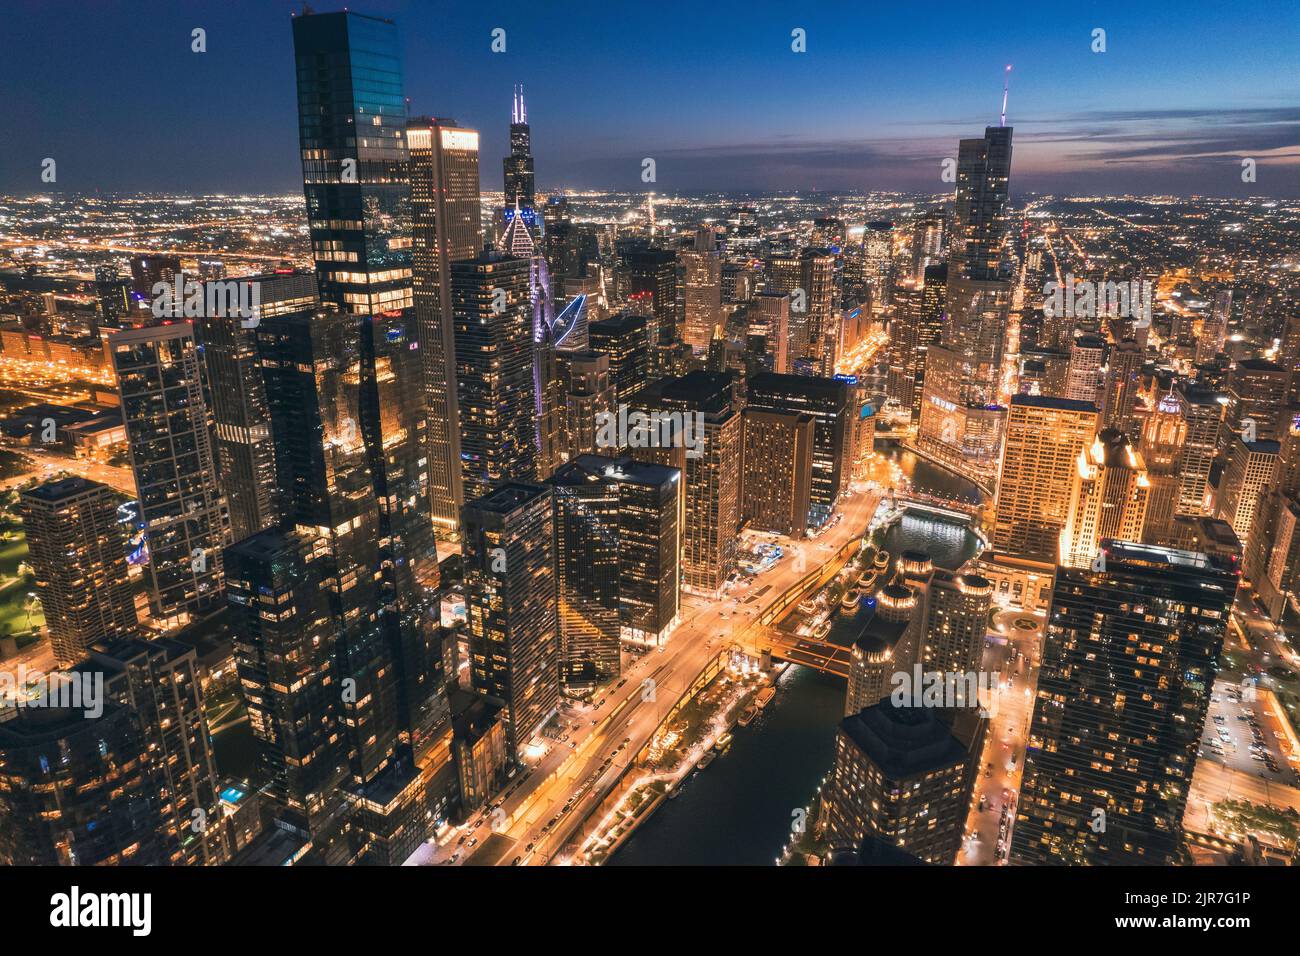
[609,440,983,865]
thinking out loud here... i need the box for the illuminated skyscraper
[633,372,740,597]
[1175,384,1223,515]
[198,270,316,543]
[821,702,979,865]
[740,408,814,538]
[110,321,229,627]
[1137,387,1188,545]
[290,9,444,773]
[225,527,349,856]
[451,251,537,502]
[462,482,560,759]
[1060,429,1150,569]
[1011,541,1239,865]
[747,372,852,529]
[992,395,1099,563]
[0,705,164,866]
[589,312,650,405]
[19,477,137,668]
[1216,435,1279,543]
[682,226,722,353]
[409,117,483,535]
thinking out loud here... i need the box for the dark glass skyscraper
[291,7,433,575]
[1010,541,1239,865]
[289,10,444,776]
[504,84,537,211]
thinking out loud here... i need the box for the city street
[960,607,1045,866]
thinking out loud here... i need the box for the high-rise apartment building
[0,705,164,866]
[1011,541,1239,865]
[225,528,350,854]
[110,321,229,627]
[19,477,137,668]
[462,482,560,759]
[1175,383,1223,515]
[1216,435,1279,543]
[633,372,740,597]
[198,269,317,543]
[588,312,650,405]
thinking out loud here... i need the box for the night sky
[4,0,1297,197]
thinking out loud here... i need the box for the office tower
[919,571,993,677]
[18,477,136,668]
[682,226,722,353]
[503,84,537,215]
[1226,357,1288,443]
[1060,430,1150,569]
[633,372,740,597]
[557,349,615,460]
[1217,435,1279,542]
[77,637,229,865]
[887,277,923,411]
[409,117,483,535]
[846,584,921,713]
[550,455,681,672]
[992,395,1099,563]
[225,529,349,850]
[752,291,791,374]
[198,270,316,543]
[451,251,537,502]
[1100,338,1143,436]
[950,127,1012,283]
[1011,542,1239,865]
[1196,289,1231,364]
[1064,334,1105,405]
[110,322,229,627]
[1175,384,1223,515]
[821,702,978,865]
[1137,388,1187,545]
[623,247,677,352]
[129,253,182,305]
[534,315,567,481]
[0,704,164,866]
[462,482,560,759]
[747,372,851,529]
[588,312,650,405]
[910,209,945,281]
[861,221,894,307]
[741,408,814,538]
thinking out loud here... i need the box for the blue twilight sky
[2,0,1298,197]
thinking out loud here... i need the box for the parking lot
[1200,678,1299,787]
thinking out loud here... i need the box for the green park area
[0,489,44,647]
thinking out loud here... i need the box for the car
[526,842,534,852]
[467,838,478,848]
[511,856,522,866]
